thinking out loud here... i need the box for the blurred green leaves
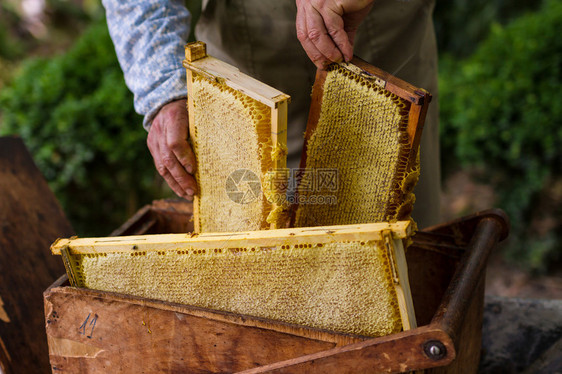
[440,0,562,271]
[0,21,162,236]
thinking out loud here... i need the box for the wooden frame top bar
[345,59,431,106]
[183,42,290,108]
[51,221,411,255]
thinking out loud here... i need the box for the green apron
[195,0,441,228]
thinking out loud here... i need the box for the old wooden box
[44,200,508,373]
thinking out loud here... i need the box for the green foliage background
[0,0,561,270]
[0,21,162,236]
[439,0,562,271]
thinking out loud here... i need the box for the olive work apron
[195,0,441,228]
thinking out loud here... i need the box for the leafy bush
[0,21,165,236]
[440,0,562,271]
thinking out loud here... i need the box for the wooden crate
[44,200,508,373]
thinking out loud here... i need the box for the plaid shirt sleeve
[101,0,191,130]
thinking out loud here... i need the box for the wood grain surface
[45,286,359,373]
[0,136,74,374]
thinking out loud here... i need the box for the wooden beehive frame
[183,41,290,232]
[51,221,417,336]
[292,59,432,226]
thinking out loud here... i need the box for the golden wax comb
[183,41,290,232]
[293,60,431,229]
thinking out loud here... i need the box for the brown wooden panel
[0,136,74,374]
[44,286,357,373]
[238,326,455,374]
[406,245,459,327]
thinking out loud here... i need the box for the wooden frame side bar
[185,43,204,233]
[388,236,417,331]
[270,99,289,229]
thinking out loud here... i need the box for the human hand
[296,0,374,69]
[147,99,197,200]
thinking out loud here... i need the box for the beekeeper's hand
[296,0,374,69]
[147,99,197,200]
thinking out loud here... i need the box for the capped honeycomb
[52,222,415,337]
[294,63,423,229]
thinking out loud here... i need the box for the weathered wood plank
[45,286,360,373]
[238,326,455,374]
[0,136,74,374]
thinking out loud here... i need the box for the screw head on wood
[423,340,447,360]
[429,345,441,356]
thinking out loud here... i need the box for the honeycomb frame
[183,41,291,233]
[292,59,431,228]
[52,221,416,338]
